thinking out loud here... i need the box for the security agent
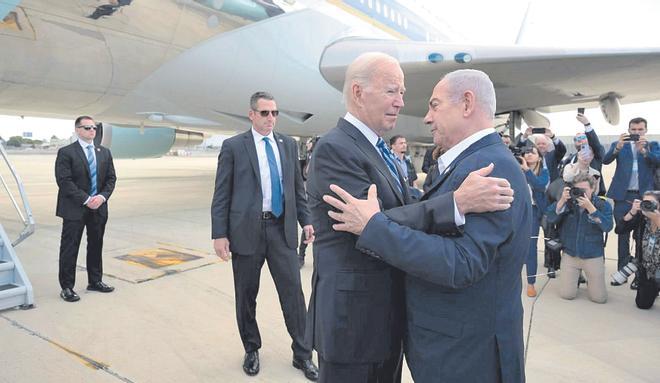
[55,116,116,302]
[211,91,318,380]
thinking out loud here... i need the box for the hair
[572,173,597,190]
[250,91,275,110]
[342,52,399,105]
[629,117,648,130]
[523,144,543,175]
[74,115,94,128]
[389,135,405,146]
[442,69,496,119]
[643,190,660,201]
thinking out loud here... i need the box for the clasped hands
[86,195,105,210]
[324,163,515,235]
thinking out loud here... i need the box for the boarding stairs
[0,142,35,311]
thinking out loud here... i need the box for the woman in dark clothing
[617,190,660,309]
[298,136,320,268]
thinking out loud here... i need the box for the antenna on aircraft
[514,2,532,45]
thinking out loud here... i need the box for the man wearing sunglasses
[55,116,116,302]
[211,92,318,380]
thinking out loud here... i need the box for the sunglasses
[254,110,279,117]
[78,125,97,131]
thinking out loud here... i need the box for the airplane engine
[99,124,204,159]
[599,93,621,125]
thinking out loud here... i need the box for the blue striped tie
[376,138,402,192]
[86,145,97,196]
[263,138,283,217]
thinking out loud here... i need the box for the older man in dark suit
[325,69,531,383]
[306,54,516,383]
[211,91,318,380]
[55,116,116,302]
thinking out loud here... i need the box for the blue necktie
[263,137,283,217]
[86,145,97,196]
[376,138,402,192]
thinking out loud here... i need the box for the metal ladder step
[0,260,15,272]
[0,284,27,311]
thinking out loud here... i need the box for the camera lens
[641,200,658,212]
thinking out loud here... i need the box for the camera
[577,107,585,114]
[611,258,639,284]
[624,134,640,142]
[531,127,546,134]
[641,200,658,212]
[569,186,585,200]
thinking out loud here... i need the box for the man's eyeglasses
[254,110,279,117]
[78,125,97,131]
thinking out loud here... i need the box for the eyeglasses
[254,110,279,117]
[78,125,97,131]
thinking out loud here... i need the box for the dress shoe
[60,288,80,302]
[87,281,115,293]
[293,358,319,381]
[630,278,639,290]
[526,284,537,298]
[547,267,556,279]
[243,351,259,376]
[610,279,627,287]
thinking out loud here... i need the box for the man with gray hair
[323,69,530,382]
[306,56,517,382]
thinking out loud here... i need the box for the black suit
[55,141,116,289]
[306,118,417,382]
[211,129,311,359]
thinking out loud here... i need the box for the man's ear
[463,90,476,117]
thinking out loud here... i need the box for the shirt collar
[438,128,494,169]
[77,138,94,149]
[251,127,275,144]
[344,112,380,148]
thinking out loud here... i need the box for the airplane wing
[319,38,660,122]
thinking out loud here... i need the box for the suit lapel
[274,133,289,186]
[422,132,502,199]
[338,119,405,205]
[242,131,261,182]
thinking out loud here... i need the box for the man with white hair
[517,126,566,182]
[323,69,531,382]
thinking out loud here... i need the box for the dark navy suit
[356,132,531,383]
[604,140,660,268]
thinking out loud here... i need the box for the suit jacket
[306,118,436,364]
[211,130,310,254]
[356,132,531,383]
[55,141,116,220]
[603,141,660,201]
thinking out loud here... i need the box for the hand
[523,127,532,138]
[302,224,315,244]
[577,196,596,214]
[324,184,380,235]
[87,195,104,210]
[576,114,590,126]
[559,186,571,204]
[519,156,529,171]
[616,133,627,150]
[454,163,514,215]
[630,199,641,216]
[213,238,231,261]
[636,136,648,154]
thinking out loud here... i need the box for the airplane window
[383,4,388,18]
[397,13,402,26]
[368,0,372,9]
[403,17,408,29]
[375,0,380,14]
[390,11,395,22]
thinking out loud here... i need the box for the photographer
[520,144,549,297]
[616,191,660,309]
[517,126,566,182]
[603,117,660,278]
[564,114,607,195]
[546,173,613,303]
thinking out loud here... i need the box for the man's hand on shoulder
[454,163,514,215]
[324,184,380,235]
[213,238,231,261]
[303,225,315,244]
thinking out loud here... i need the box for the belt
[627,190,639,193]
[261,211,279,220]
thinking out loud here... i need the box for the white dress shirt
[344,112,380,150]
[77,138,103,204]
[251,128,283,212]
[437,128,496,226]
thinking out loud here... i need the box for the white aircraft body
[2,0,660,157]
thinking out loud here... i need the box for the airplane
[2,0,660,158]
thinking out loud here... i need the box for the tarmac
[0,153,659,383]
